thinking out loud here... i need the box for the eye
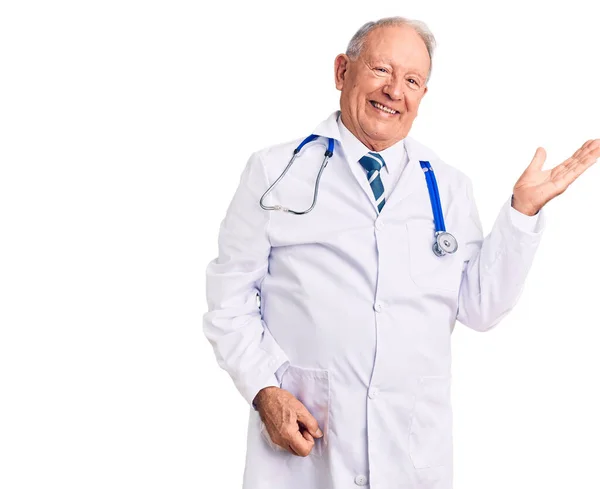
[375,67,389,74]
[407,78,421,89]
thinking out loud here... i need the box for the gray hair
[346,17,436,84]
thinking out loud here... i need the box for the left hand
[512,139,600,216]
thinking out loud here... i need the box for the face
[334,24,430,151]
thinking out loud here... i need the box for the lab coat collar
[312,111,343,143]
[313,111,435,215]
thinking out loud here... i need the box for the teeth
[373,102,397,114]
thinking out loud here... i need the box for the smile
[370,101,398,115]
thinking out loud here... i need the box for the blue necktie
[358,152,386,212]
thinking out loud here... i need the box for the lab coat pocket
[408,375,453,469]
[406,221,462,292]
[280,365,330,457]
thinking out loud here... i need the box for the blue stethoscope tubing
[420,161,446,231]
[259,135,458,257]
[420,161,458,256]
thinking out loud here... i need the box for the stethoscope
[259,134,458,257]
[260,134,334,216]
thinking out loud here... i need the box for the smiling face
[335,24,430,151]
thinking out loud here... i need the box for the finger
[581,139,599,151]
[570,139,600,165]
[288,429,314,457]
[296,406,323,438]
[287,443,301,456]
[558,140,595,174]
[551,159,596,193]
[301,429,315,443]
[570,140,597,162]
[527,147,547,172]
[586,139,600,157]
[562,154,598,184]
[571,143,600,173]
[551,140,599,180]
[553,140,600,183]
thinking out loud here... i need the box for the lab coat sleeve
[508,197,541,232]
[203,151,290,407]
[455,178,546,332]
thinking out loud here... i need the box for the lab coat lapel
[313,112,386,215]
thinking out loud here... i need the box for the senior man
[203,16,599,489]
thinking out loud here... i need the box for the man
[203,16,599,489]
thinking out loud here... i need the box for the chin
[367,123,400,139]
[361,118,391,134]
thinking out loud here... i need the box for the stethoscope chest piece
[433,231,458,257]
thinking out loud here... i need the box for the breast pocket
[260,365,330,457]
[406,221,463,292]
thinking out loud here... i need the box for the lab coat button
[354,474,368,486]
[375,219,384,231]
[373,302,383,312]
[368,387,379,399]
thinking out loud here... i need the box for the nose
[382,75,404,101]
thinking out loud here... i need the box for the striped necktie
[358,152,386,212]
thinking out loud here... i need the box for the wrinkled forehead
[360,25,431,76]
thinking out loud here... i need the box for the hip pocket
[408,375,453,469]
[279,364,330,457]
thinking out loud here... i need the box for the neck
[340,111,399,152]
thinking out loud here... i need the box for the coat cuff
[250,360,290,411]
[509,195,545,235]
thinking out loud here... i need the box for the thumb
[296,404,323,438]
[528,147,546,172]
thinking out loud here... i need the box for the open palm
[512,139,600,216]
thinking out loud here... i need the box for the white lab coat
[203,111,546,489]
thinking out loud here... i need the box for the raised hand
[254,386,323,457]
[512,139,600,216]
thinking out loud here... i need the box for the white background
[1,0,599,488]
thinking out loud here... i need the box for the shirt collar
[376,136,406,174]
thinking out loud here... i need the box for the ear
[334,54,349,91]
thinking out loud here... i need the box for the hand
[512,139,600,216]
[253,386,323,457]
